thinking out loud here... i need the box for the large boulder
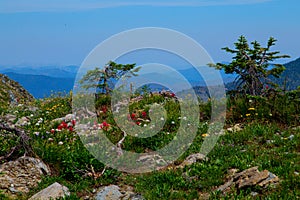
[0,156,51,198]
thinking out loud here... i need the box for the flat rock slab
[217,166,279,193]
[29,182,70,200]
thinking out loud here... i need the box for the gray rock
[29,182,70,200]
[95,185,122,200]
[16,116,30,126]
[130,194,145,200]
[177,153,207,169]
[288,135,295,140]
[250,191,259,197]
[216,166,279,194]
[94,185,144,200]
[0,156,51,198]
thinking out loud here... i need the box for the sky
[0,0,299,68]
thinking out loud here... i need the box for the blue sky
[0,0,299,67]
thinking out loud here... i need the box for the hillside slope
[0,74,34,107]
[272,57,300,90]
[4,72,75,99]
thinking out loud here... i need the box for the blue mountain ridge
[1,58,299,99]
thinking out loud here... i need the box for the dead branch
[0,123,35,161]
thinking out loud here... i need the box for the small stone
[250,191,259,197]
[227,124,243,132]
[288,135,295,140]
[177,153,207,169]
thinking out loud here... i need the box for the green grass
[0,92,299,199]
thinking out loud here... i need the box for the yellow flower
[202,133,209,137]
[248,107,255,111]
[246,113,251,117]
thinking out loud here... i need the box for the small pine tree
[79,61,140,95]
[210,36,290,95]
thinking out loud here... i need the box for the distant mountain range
[3,72,75,99]
[271,57,300,90]
[0,65,79,78]
[0,58,299,99]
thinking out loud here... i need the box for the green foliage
[79,61,140,94]
[225,91,299,126]
[211,36,290,95]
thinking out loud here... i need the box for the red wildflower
[266,85,269,89]
[102,121,109,127]
[101,106,108,114]
[136,121,141,125]
[171,93,175,97]
[102,121,110,131]
[71,119,76,126]
[131,113,136,119]
[61,121,68,129]
[57,125,63,130]
[68,126,74,132]
[142,111,147,118]
[51,129,55,133]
